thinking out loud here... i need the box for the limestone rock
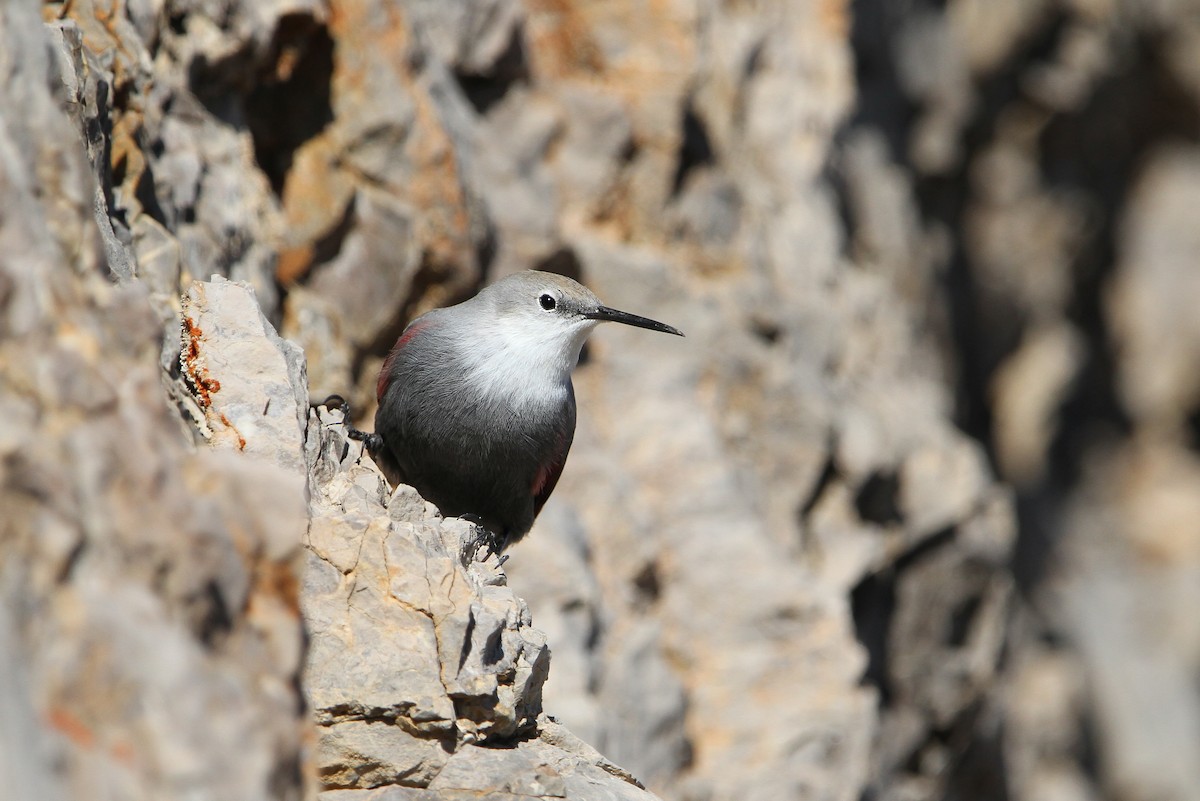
[855,4,1200,801]
[181,276,309,475]
[302,411,656,800]
[1107,147,1200,428]
[14,0,1200,800]
[0,8,308,800]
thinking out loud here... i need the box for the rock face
[4,1,1199,801]
[303,417,652,799]
[0,7,307,800]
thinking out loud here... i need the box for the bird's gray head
[457,271,683,400]
[477,270,682,358]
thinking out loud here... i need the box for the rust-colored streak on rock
[109,738,136,766]
[525,0,605,78]
[353,0,471,265]
[109,111,149,215]
[47,706,96,749]
[181,316,221,408]
[280,0,475,284]
[390,2,468,253]
[409,139,472,271]
[219,412,247,450]
[57,0,152,227]
[277,135,354,284]
[254,558,302,616]
[818,0,850,40]
[276,242,317,285]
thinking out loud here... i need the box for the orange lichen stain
[110,111,149,212]
[252,558,302,616]
[818,0,850,40]
[524,0,605,78]
[277,135,355,285]
[275,43,303,82]
[316,0,477,271]
[276,243,316,285]
[47,706,95,749]
[181,315,221,408]
[219,412,247,451]
[110,738,137,765]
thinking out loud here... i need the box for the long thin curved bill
[586,306,684,336]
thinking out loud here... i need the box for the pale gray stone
[1108,147,1200,426]
[0,12,309,799]
[303,420,655,799]
[181,276,310,476]
[317,720,451,790]
[20,1,1200,801]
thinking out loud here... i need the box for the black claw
[459,515,509,561]
[347,430,383,450]
[314,395,382,449]
[487,529,511,560]
[314,394,351,429]
[318,393,347,409]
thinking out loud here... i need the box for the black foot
[314,395,381,447]
[459,514,508,561]
[314,394,352,424]
[315,393,348,411]
[347,430,385,453]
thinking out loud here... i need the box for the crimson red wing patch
[531,439,569,517]
[376,321,428,402]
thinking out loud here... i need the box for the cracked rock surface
[5,1,1200,801]
[303,419,652,798]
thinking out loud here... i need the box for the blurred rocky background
[2,0,1198,799]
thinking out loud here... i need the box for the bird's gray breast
[389,326,574,465]
[375,319,578,536]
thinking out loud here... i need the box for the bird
[351,270,683,553]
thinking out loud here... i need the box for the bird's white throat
[459,313,596,410]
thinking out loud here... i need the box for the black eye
[539,293,557,311]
